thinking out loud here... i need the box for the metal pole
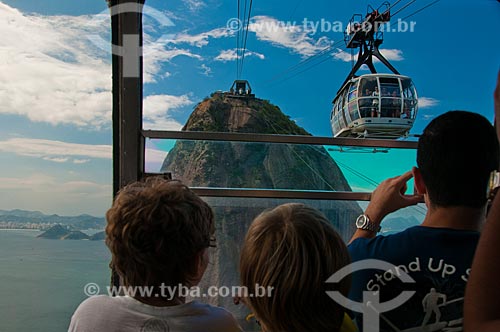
[108,0,145,288]
[109,0,145,197]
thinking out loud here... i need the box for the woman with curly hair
[69,177,241,332]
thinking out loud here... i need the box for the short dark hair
[417,111,499,208]
[240,203,351,332]
[106,177,214,288]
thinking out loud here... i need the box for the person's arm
[349,171,422,244]
[464,71,500,332]
[464,193,500,332]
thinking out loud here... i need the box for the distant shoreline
[0,228,41,231]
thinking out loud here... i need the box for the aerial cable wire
[260,113,426,217]
[238,0,249,79]
[264,42,349,88]
[334,159,427,216]
[262,40,347,86]
[264,0,439,86]
[236,0,241,79]
[262,0,409,85]
[400,0,440,20]
[390,0,417,18]
[239,0,254,78]
[263,39,345,84]
[288,0,303,20]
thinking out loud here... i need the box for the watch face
[356,215,367,228]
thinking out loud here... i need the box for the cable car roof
[336,73,413,97]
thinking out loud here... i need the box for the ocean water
[0,230,111,332]
[0,230,259,332]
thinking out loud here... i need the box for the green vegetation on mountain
[162,95,351,191]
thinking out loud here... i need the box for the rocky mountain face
[160,93,361,321]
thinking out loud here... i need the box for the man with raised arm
[347,108,500,331]
[464,72,500,332]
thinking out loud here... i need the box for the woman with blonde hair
[239,203,356,332]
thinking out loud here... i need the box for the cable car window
[341,87,350,124]
[349,99,360,121]
[359,77,378,95]
[348,89,357,102]
[358,77,378,118]
[402,78,416,99]
[401,78,418,119]
[380,78,400,118]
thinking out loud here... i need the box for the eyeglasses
[488,170,500,201]
[208,236,217,248]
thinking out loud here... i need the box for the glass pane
[349,100,360,120]
[402,78,416,100]
[358,78,377,118]
[404,99,418,119]
[194,197,425,328]
[146,138,418,193]
[377,77,400,118]
[359,77,378,95]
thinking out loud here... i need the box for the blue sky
[0,0,498,216]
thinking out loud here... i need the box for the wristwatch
[356,214,381,233]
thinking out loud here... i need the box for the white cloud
[73,159,91,164]
[418,97,439,108]
[200,64,213,76]
[169,28,235,48]
[146,149,168,164]
[0,3,202,126]
[333,49,354,62]
[249,16,332,57]
[0,138,111,162]
[43,157,70,163]
[0,174,112,216]
[215,49,266,62]
[378,49,404,61]
[143,45,202,83]
[183,0,206,11]
[0,3,112,128]
[145,149,168,173]
[333,48,404,63]
[0,174,110,194]
[143,94,193,130]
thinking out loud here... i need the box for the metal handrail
[143,131,419,202]
[143,130,418,149]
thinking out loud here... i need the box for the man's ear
[412,167,427,195]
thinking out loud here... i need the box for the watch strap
[357,214,381,233]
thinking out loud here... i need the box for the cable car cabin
[226,80,255,99]
[331,74,418,139]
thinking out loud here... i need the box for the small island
[37,224,105,241]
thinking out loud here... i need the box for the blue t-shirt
[348,226,479,332]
